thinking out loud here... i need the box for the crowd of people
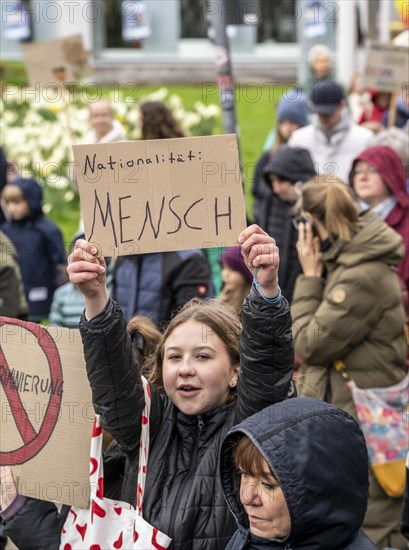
[0,40,408,550]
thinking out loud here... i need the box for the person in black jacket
[67,224,294,549]
[220,397,377,550]
[254,145,316,302]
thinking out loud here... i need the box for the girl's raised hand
[239,225,279,299]
[67,239,109,318]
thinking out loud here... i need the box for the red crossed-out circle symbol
[0,318,63,465]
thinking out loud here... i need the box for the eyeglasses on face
[352,164,379,176]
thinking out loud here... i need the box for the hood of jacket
[324,210,403,270]
[220,397,370,550]
[12,177,43,217]
[350,145,409,210]
[262,145,316,186]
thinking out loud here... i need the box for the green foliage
[0,60,28,87]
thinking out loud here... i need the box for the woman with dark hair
[139,100,185,140]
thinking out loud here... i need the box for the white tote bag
[60,376,171,550]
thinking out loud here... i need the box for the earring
[229,380,236,388]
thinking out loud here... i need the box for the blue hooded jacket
[1,178,67,318]
[220,398,376,550]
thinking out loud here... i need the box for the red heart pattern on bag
[113,531,123,549]
[91,500,106,522]
[90,458,98,476]
[152,528,168,550]
[60,378,171,549]
[96,476,104,499]
[75,523,87,541]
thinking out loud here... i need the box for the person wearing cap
[252,89,309,223]
[219,246,253,315]
[289,80,373,183]
[255,144,316,303]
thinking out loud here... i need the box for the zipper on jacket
[167,419,203,535]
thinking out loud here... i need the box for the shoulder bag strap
[136,375,151,516]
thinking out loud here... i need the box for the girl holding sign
[66,224,294,548]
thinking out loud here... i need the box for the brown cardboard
[363,41,409,93]
[0,318,93,508]
[72,134,247,257]
[21,34,91,88]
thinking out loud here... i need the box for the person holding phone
[291,175,407,549]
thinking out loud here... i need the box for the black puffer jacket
[220,398,376,550]
[80,289,294,549]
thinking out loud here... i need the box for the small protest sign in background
[0,318,92,508]
[363,41,409,93]
[73,134,247,257]
[21,34,91,88]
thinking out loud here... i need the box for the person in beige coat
[291,176,407,550]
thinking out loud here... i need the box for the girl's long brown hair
[140,101,185,140]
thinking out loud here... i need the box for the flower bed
[1,86,220,227]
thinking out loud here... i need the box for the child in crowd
[1,178,66,322]
[66,224,294,548]
[219,246,253,315]
[220,397,376,549]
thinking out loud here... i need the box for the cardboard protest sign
[0,318,93,508]
[363,41,409,93]
[73,134,247,257]
[21,34,91,88]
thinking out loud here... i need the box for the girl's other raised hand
[239,225,280,299]
[67,239,109,319]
